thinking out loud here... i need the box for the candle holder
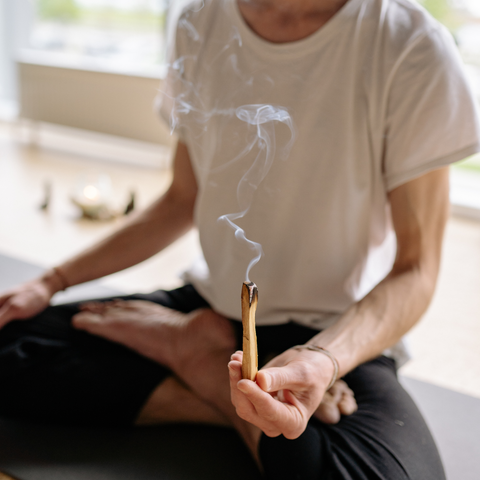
[71,174,114,220]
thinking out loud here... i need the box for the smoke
[218,104,295,282]
[159,2,296,282]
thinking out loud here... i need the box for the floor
[1,121,479,399]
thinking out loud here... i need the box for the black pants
[0,285,445,480]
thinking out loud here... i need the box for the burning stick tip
[243,281,258,305]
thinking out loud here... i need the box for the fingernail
[263,373,271,391]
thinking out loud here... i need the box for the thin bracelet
[52,266,69,291]
[292,345,339,390]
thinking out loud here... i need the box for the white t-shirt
[157,0,480,333]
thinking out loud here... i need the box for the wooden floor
[1,121,479,398]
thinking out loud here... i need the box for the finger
[79,302,105,313]
[0,301,15,327]
[236,379,286,432]
[109,299,133,309]
[230,350,243,363]
[72,312,104,332]
[228,360,258,418]
[88,300,123,311]
[233,370,303,438]
[0,293,11,308]
[110,299,150,309]
[237,379,288,423]
[228,360,242,402]
[228,359,243,383]
[0,298,32,325]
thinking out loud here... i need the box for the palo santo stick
[241,281,258,381]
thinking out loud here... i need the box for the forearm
[44,141,197,293]
[55,192,194,289]
[309,265,436,376]
[308,168,449,377]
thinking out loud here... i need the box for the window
[28,0,168,75]
[420,0,480,180]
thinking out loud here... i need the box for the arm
[0,141,198,327]
[58,141,197,287]
[229,167,449,438]
[310,166,449,374]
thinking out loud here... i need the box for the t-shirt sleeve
[383,25,480,191]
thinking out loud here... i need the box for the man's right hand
[0,272,60,328]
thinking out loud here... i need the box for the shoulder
[354,0,461,88]
[379,0,456,62]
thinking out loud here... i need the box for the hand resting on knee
[0,269,65,328]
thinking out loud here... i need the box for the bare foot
[313,379,357,424]
[135,376,231,427]
[72,300,236,372]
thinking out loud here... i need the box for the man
[0,0,479,478]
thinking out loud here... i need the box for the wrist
[292,345,339,390]
[41,266,69,296]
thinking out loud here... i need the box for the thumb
[257,365,300,393]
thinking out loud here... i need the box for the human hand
[228,348,335,439]
[0,277,56,328]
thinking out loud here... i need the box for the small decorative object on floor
[71,174,114,220]
[71,175,137,220]
[39,180,51,211]
[124,190,136,215]
[241,281,258,381]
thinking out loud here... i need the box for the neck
[242,0,347,14]
[237,0,349,43]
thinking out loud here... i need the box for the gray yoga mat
[0,252,479,479]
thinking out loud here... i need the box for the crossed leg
[72,301,263,460]
[134,376,230,427]
[72,297,356,460]
[0,286,445,479]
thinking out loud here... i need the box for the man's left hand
[229,348,355,439]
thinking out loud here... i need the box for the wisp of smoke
[160,7,296,283]
[218,104,295,282]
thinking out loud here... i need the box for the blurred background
[0,0,479,399]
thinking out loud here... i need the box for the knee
[259,425,325,480]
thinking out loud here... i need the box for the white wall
[0,0,34,102]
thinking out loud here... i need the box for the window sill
[17,49,167,80]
